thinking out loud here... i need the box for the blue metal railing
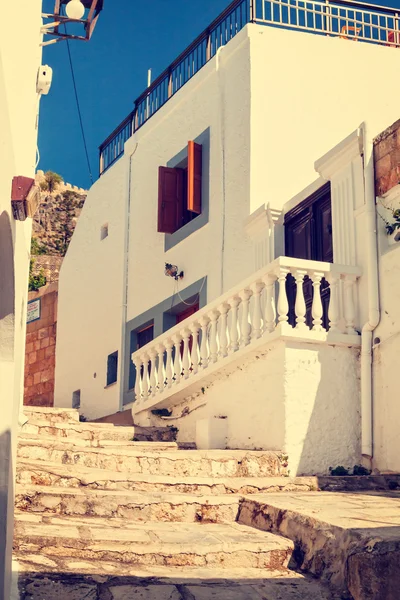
[99,0,399,175]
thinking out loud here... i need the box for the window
[100,223,109,240]
[137,324,154,349]
[106,351,118,386]
[72,389,81,409]
[284,183,332,328]
[158,141,202,234]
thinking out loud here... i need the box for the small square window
[100,223,109,240]
[106,351,118,386]
[72,389,81,409]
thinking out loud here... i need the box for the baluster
[190,322,200,375]
[250,281,264,340]
[142,354,150,400]
[310,270,324,332]
[327,273,340,333]
[218,303,229,358]
[277,267,289,323]
[199,316,210,369]
[172,334,182,383]
[165,340,173,388]
[149,349,157,397]
[239,290,252,347]
[263,273,277,333]
[181,328,191,380]
[156,344,165,392]
[228,296,240,353]
[209,310,220,363]
[133,355,143,403]
[343,274,357,335]
[293,269,307,330]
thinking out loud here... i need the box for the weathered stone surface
[347,543,400,600]
[20,421,137,442]
[23,407,80,423]
[108,585,182,599]
[22,577,97,599]
[15,486,240,523]
[16,460,312,494]
[16,444,287,477]
[18,433,179,451]
[238,492,400,597]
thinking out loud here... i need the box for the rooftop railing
[99,0,400,175]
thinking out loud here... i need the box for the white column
[310,270,324,332]
[156,344,165,392]
[343,274,357,335]
[218,303,229,358]
[190,322,200,375]
[172,334,182,383]
[181,328,191,380]
[133,355,143,403]
[165,339,174,388]
[239,289,252,347]
[228,296,240,353]
[208,310,219,363]
[293,269,307,330]
[149,349,157,397]
[277,267,289,324]
[199,316,210,369]
[327,273,340,333]
[142,353,150,400]
[250,281,264,340]
[263,273,277,333]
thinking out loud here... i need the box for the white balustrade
[131,257,362,405]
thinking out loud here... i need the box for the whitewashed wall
[56,22,400,424]
[0,2,42,597]
[55,158,127,420]
[143,339,360,475]
[373,189,400,472]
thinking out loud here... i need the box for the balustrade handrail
[131,256,362,410]
[132,256,360,359]
[99,0,400,175]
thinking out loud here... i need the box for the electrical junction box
[11,176,41,221]
[36,65,53,95]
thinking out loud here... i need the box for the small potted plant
[383,208,400,245]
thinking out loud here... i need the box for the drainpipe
[119,142,138,412]
[216,45,226,296]
[361,122,380,466]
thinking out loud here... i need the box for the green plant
[329,466,350,476]
[353,464,371,476]
[379,207,400,235]
[28,258,46,292]
[41,171,63,193]
[30,237,47,256]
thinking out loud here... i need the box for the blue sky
[39,0,400,189]
[39,0,229,188]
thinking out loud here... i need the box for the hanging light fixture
[65,0,86,20]
[41,0,104,45]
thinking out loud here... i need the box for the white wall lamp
[41,0,104,46]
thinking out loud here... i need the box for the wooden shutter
[187,141,202,214]
[158,167,184,234]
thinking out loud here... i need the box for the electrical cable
[64,24,94,185]
[176,276,207,307]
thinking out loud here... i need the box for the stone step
[15,486,240,523]
[237,491,400,599]
[16,445,287,477]
[14,513,294,570]
[20,420,137,442]
[17,460,314,494]
[23,407,80,423]
[14,564,337,599]
[18,433,179,451]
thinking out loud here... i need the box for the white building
[55,0,400,476]
[0,2,43,597]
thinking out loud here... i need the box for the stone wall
[374,118,400,196]
[24,283,58,407]
[31,255,63,284]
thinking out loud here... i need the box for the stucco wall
[373,243,400,473]
[143,339,360,475]
[54,158,127,420]
[56,23,400,424]
[0,2,42,597]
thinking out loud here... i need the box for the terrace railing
[131,256,362,414]
[99,0,400,175]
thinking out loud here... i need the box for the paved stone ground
[14,565,339,599]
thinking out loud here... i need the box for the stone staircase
[13,408,339,599]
